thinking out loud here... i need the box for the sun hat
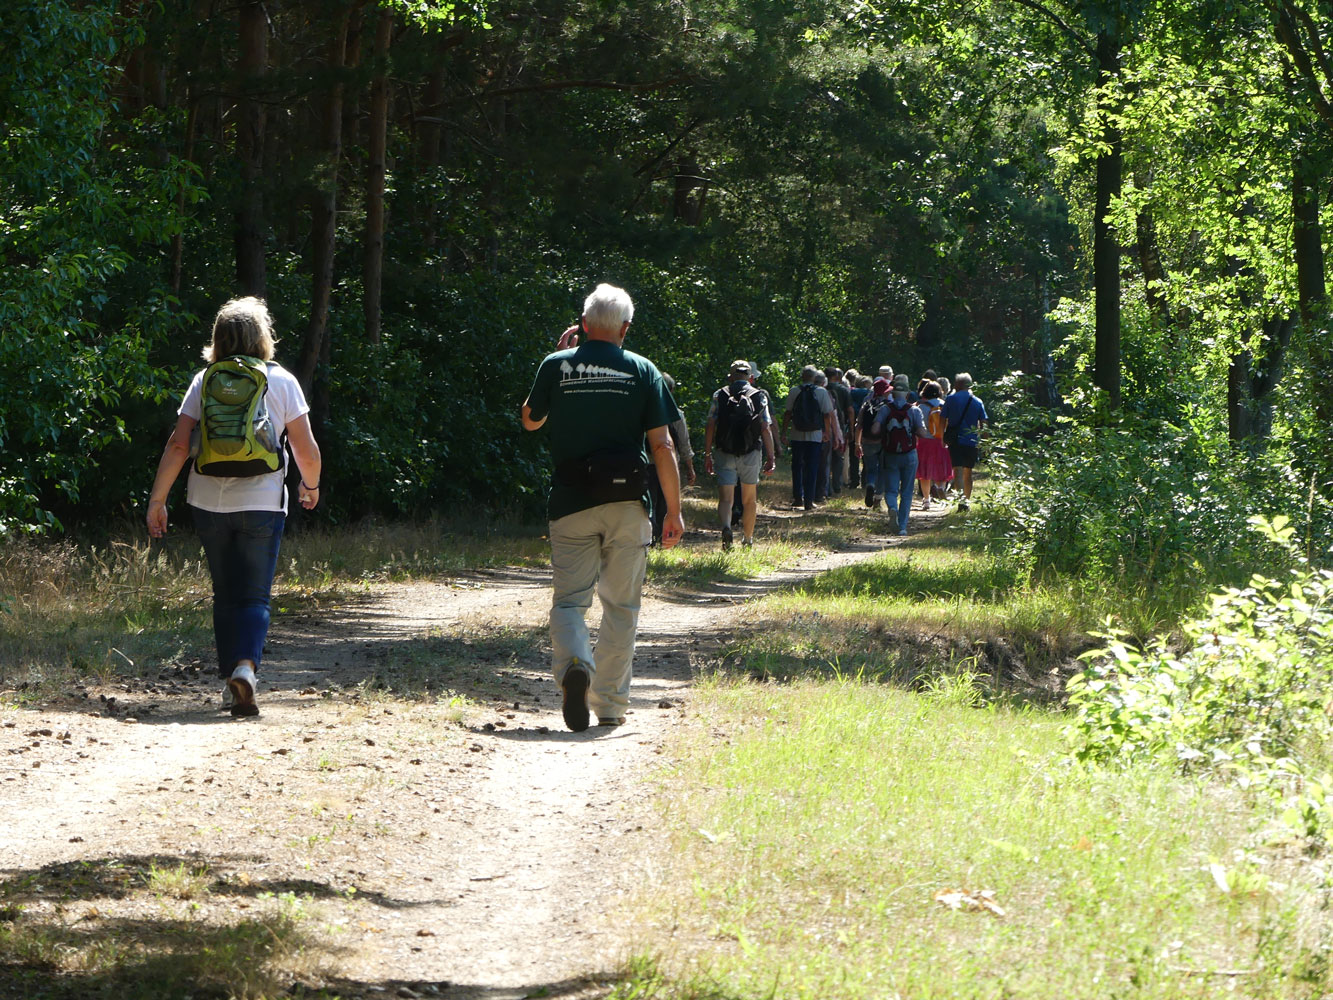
[872,377,890,396]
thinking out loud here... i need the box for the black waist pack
[555,447,648,503]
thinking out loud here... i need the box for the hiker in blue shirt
[941,372,988,511]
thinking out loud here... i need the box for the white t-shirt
[178,362,310,514]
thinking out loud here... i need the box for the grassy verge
[0,519,550,696]
[1,472,879,699]
[726,530,1195,686]
[616,674,1329,1000]
[0,855,336,1000]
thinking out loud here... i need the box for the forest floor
[0,500,943,999]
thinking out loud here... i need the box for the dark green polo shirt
[525,340,675,521]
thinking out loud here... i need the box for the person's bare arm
[285,413,323,509]
[647,425,684,548]
[521,401,545,431]
[703,417,717,476]
[761,424,775,474]
[146,414,197,538]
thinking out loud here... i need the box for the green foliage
[1067,516,1333,841]
[0,1,196,533]
[979,373,1308,588]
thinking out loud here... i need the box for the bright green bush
[978,375,1309,589]
[1067,516,1333,841]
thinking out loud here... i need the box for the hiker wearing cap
[521,283,683,732]
[730,362,776,529]
[854,376,892,508]
[705,360,775,549]
[781,365,836,511]
[942,372,988,511]
[877,374,929,536]
[847,375,871,490]
[824,367,854,496]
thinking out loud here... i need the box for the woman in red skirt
[915,381,954,508]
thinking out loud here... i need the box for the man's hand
[763,458,775,475]
[556,323,580,350]
[685,460,697,486]
[703,453,714,476]
[660,511,685,549]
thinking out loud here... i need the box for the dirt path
[0,514,927,999]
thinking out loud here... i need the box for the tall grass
[0,520,550,692]
[617,676,1330,999]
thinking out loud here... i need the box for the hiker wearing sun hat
[878,374,928,536]
[854,376,892,509]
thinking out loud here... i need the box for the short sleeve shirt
[784,384,835,443]
[705,381,773,427]
[178,361,309,514]
[942,390,988,446]
[827,381,853,430]
[525,340,675,520]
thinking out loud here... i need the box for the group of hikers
[145,283,985,732]
[698,360,988,543]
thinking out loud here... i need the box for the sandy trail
[0,516,920,999]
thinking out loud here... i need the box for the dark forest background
[2,0,1330,560]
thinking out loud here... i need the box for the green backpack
[192,356,284,477]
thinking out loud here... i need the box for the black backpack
[859,397,888,441]
[790,384,823,432]
[715,384,763,455]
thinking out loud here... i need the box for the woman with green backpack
[146,297,322,717]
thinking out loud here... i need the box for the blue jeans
[879,450,919,533]
[192,507,286,678]
[790,440,822,506]
[862,448,883,494]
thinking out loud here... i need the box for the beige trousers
[548,501,651,720]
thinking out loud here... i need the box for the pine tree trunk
[235,0,268,298]
[1093,27,1123,410]
[363,10,392,345]
[297,11,351,416]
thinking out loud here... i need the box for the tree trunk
[1093,27,1123,409]
[1293,146,1327,326]
[363,9,392,345]
[235,0,268,298]
[171,96,198,293]
[418,67,445,251]
[672,156,709,225]
[1228,352,1253,444]
[296,10,352,419]
[1135,205,1171,329]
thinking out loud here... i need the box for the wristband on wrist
[302,481,320,490]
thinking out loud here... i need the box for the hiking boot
[742,536,754,548]
[226,663,259,718]
[597,716,626,727]
[803,502,814,511]
[561,660,591,732]
[721,525,733,551]
[958,499,970,512]
[865,486,875,507]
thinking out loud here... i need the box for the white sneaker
[226,663,259,717]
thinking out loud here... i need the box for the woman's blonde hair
[203,296,277,363]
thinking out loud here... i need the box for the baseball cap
[872,377,890,395]
[729,360,751,377]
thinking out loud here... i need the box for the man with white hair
[942,371,988,511]
[522,284,684,731]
